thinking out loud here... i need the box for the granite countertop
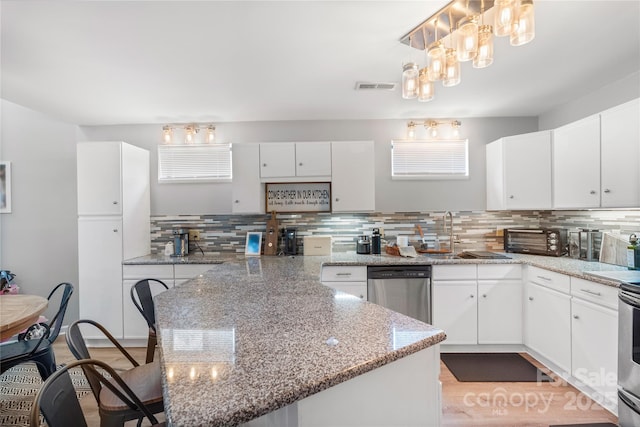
[154,256,446,426]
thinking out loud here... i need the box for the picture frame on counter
[0,161,11,214]
[265,182,331,213]
[245,232,262,256]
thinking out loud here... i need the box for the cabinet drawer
[527,265,570,294]
[321,266,367,282]
[432,264,477,280]
[571,277,619,310]
[477,264,522,280]
[174,264,215,279]
[123,264,174,280]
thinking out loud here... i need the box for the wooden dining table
[0,294,48,341]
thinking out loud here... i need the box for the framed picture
[245,232,262,256]
[0,161,11,214]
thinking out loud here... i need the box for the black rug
[549,424,618,427]
[441,352,553,382]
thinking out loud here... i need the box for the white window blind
[391,140,469,179]
[158,144,232,183]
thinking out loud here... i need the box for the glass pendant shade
[494,0,516,37]
[456,16,478,62]
[473,25,494,68]
[427,41,446,81]
[162,126,173,144]
[185,126,196,144]
[443,48,461,87]
[402,62,419,99]
[510,0,535,46]
[418,68,435,102]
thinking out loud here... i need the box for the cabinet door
[78,218,123,338]
[485,138,505,210]
[503,131,552,210]
[571,298,618,402]
[77,142,122,215]
[232,144,265,214]
[123,279,170,339]
[553,115,601,209]
[600,98,640,208]
[478,280,522,344]
[432,281,477,345]
[259,143,296,178]
[524,282,571,372]
[324,282,367,300]
[296,142,331,177]
[331,141,375,212]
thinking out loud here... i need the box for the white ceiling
[1,1,639,126]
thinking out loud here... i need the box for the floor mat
[441,352,553,382]
[549,424,618,427]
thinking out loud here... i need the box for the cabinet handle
[590,190,597,195]
[113,229,118,233]
[335,273,352,276]
[470,294,475,298]
[537,275,552,282]
[580,288,601,296]
[299,162,303,166]
[528,296,534,301]
[573,314,579,319]
[604,189,611,193]
[509,195,514,199]
[482,294,487,298]
[113,201,118,205]
[262,163,267,167]
[234,200,239,203]
[359,294,364,299]
[335,198,340,202]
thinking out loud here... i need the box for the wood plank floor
[49,340,618,426]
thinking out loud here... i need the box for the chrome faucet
[443,211,454,253]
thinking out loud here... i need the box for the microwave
[504,228,567,257]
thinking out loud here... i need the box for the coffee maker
[172,229,189,257]
[282,228,297,255]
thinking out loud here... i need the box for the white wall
[79,117,538,215]
[538,71,640,130]
[0,100,80,322]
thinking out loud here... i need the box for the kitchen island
[153,255,446,426]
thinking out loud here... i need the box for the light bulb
[427,41,446,81]
[474,25,494,68]
[205,126,216,143]
[402,62,419,99]
[510,0,535,46]
[418,68,435,102]
[494,0,516,37]
[443,48,461,87]
[407,123,416,140]
[162,126,173,144]
[185,126,196,144]
[457,16,478,62]
[451,121,461,138]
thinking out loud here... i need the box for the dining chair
[130,278,169,363]
[66,319,164,427]
[0,282,73,380]
[29,358,164,427]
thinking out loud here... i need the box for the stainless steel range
[618,279,640,426]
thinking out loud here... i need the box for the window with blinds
[158,143,232,183]
[391,140,469,179]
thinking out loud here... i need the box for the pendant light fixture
[494,0,517,37]
[473,0,494,68]
[427,16,446,81]
[418,28,435,102]
[443,10,461,87]
[510,0,535,46]
[402,35,419,99]
[456,1,478,62]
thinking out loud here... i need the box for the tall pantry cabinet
[77,142,150,339]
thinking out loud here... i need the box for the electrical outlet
[189,230,201,241]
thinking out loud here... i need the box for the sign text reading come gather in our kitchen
[266,182,331,212]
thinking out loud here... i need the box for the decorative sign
[266,182,331,212]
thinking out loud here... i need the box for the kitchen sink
[421,253,461,260]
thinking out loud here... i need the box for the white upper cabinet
[232,143,265,214]
[331,141,375,212]
[600,98,640,208]
[486,131,552,210]
[259,142,331,181]
[77,142,122,215]
[553,114,601,209]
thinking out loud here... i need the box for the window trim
[390,139,469,180]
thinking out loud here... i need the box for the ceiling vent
[355,81,397,91]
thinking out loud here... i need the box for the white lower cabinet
[433,264,522,345]
[433,281,478,345]
[478,280,522,344]
[174,264,216,286]
[320,266,367,300]
[524,281,572,374]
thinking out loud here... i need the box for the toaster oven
[504,228,567,257]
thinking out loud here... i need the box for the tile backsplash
[150,210,640,255]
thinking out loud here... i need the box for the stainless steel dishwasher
[367,265,432,324]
